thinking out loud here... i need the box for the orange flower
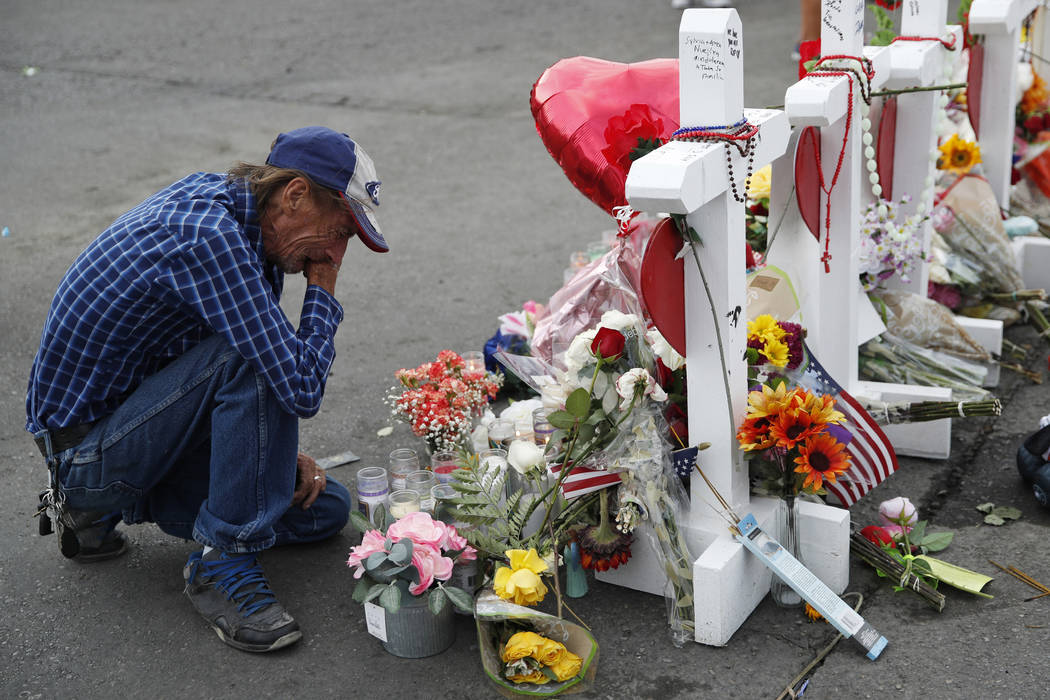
[804,603,824,622]
[796,391,846,427]
[1022,71,1048,115]
[745,381,793,420]
[793,433,851,491]
[737,415,777,451]
[769,410,822,450]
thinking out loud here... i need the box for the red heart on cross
[530,56,681,217]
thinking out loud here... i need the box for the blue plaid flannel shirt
[26,172,344,432]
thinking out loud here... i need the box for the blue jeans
[43,334,350,553]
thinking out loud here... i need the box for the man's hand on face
[293,452,326,509]
[304,259,340,295]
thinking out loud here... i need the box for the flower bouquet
[388,350,503,453]
[852,496,992,610]
[475,590,598,697]
[347,509,477,616]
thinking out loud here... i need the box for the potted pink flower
[348,509,477,657]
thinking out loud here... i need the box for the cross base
[596,496,850,646]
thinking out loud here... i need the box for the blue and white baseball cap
[266,126,388,252]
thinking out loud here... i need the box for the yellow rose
[507,670,549,685]
[747,164,772,200]
[492,548,549,606]
[549,650,583,681]
[535,637,566,666]
[501,631,545,663]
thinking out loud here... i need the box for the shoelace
[195,553,277,616]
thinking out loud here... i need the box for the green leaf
[975,502,995,514]
[908,520,927,545]
[991,506,1022,521]
[443,585,475,614]
[538,665,560,682]
[364,583,388,604]
[984,513,1006,526]
[379,582,402,613]
[920,531,954,552]
[349,510,374,535]
[427,587,448,615]
[388,539,413,565]
[566,388,591,418]
[548,410,577,430]
[351,577,371,603]
[576,422,596,446]
[364,551,387,571]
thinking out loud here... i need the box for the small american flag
[549,453,622,499]
[795,343,900,507]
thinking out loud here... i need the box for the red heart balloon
[967,41,983,137]
[795,126,822,241]
[639,217,686,356]
[877,96,897,201]
[530,57,681,217]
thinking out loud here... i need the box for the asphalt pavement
[3,1,1048,698]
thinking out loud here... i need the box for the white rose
[563,329,597,375]
[507,439,546,475]
[646,328,685,371]
[599,309,640,332]
[615,368,667,410]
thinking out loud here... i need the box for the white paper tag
[363,602,388,642]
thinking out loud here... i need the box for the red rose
[601,104,665,176]
[590,327,626,360]
[1042,113,1050,130]
[860,525,895,547]
[1025,114,1045,133]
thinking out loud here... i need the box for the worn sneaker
[183,549,302,653]
[57,508,128,562]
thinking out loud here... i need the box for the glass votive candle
[513,418,533,443]
[487,419,514,450]
[479,447,508,472]
[462,350,485,373]
[532,407,555,447]
[355,466,389,526]
[431,483,461,525]
[389,489,421,519]
[405,470,437,513]
[388,448,420,491]
[430,451,459,484]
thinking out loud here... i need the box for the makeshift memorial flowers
[745,164,771,256]
[388,350,503,453]
[500,630,584,684]
[857,196,929,291]
[737,381,852,496]
[745,314,804,373]
[475,590,598,696]
[493,548,549,607]
[346,509,477,616]
[936,133,982,176]
[852,495,993,609]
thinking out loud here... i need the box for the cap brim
[343,195,388,253]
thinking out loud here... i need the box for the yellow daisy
[760,338,789,368]
[747,314,786,344]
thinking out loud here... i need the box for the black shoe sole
[73,531,130,563]
[210,625,303,653]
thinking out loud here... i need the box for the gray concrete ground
[2,1,1047,698]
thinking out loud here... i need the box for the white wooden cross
[976,0,1050,294]
[597,8,848,647]
[767,0,961,460]
[969,0,1042,207]
[883,2,1003,387]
